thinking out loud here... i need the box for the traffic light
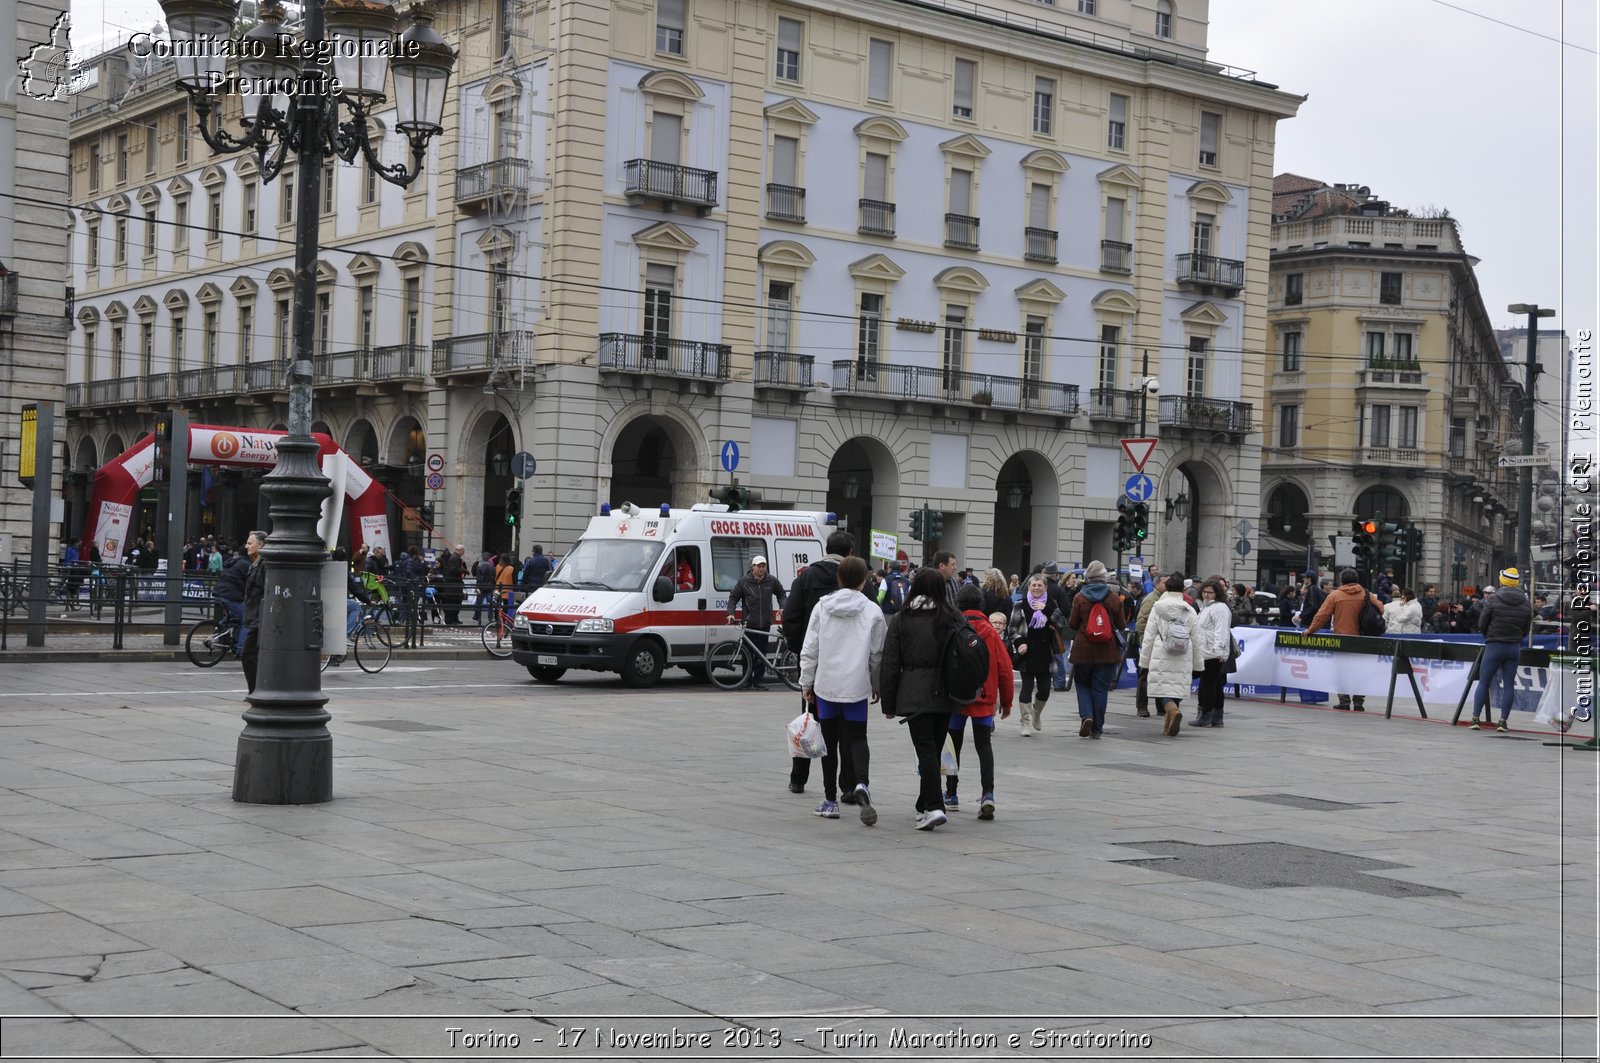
[418,502,436,526]
[1378,521,1404,566]
[1114,498,1134,552]
[1406,521,1424,563]
[1352,519,1376,565]
[153,416,171,484]
[504,488,522,526]
[710,485,747,511]
[1452,562,1468,582]
[1390,523,1411,564]
[910,509,925,541]
[926,509,944,541]
[1131,502,1149,543]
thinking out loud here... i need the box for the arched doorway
[387,415,427,551]
[991,450,1061,577]
[610,417,677,510]
[480,414,515,556]
[1163,459,1230,580]
[1262,482,1313,588]
[344,420,379,469]
[824,437,900,562]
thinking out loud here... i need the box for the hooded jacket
[1479,586,1533,643]
[1138,591,1205,701]
[1384,597,1424,634]
[799,586,888,702]
[1066,579,1126,665]
[1196,599,1234,661]
[959,608,1013,718]
[879,597,960,717]
[1305,582,1382,636]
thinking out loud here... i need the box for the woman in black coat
[880,567,965,831]
[1007,573,1066,738]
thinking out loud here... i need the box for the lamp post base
[233,729,334,803]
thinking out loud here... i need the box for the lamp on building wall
[1007,484,1025,509]
[842,473,860,500]
[489,451,509,477]
[1165,490,1190,523]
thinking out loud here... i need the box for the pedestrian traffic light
[910,509,924,541]
[927,509,944,541]
[1132,502,1149,543]
[504,488,522,526]
[153,416,171,484]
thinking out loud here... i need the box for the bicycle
[327,602,394,674]
[187,605,241,667]
[480,592,519,659]
[706,623,801,691]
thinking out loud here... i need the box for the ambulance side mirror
[652,576,675,603]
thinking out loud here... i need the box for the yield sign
[1121,437,1158,472]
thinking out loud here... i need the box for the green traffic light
[1134,527,1147,539]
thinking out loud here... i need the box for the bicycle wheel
[706,640,751,690]
[480,614,513,659]
[354,620,393,673]
[772,645,802,691]
[186,619,228,667]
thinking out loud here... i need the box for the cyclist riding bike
[328,557,374,668]
[212,547,250,649]
[726,555,787,692]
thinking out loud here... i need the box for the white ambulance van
[511,504,838,687]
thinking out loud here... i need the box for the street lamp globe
[160,0,238,92]
[392,5,455,137]
[238,4,296,122]
[324,0,400,101]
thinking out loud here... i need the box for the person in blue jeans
[1066,560,1128,739]
[1470,567,1534,732]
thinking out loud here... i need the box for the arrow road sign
[1120,437,1158,472]
[1497,454,1546,467]
[1123,473,1153,503]
[720,440,740,473]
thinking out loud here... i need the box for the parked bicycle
[706,622,801,691]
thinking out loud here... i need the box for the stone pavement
[0,660,1594,1062]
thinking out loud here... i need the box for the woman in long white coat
[1138,574,1205,737]
[1193,578,1235,728]
[1384,588,1424,634]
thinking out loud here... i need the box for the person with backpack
[782,530,857,795]
[1066,560,1126,739]
[798,556,886,825]
[1302,567,1385,710]
[880,554,913,617]
[946,584,1013,819]
[880,567,973,831]
[1139,573,1203,737]
[1469,567,1534,731]
[1007,573,1066,738]
[1193,578,1235,727]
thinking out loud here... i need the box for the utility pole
[1508,303,1554,581]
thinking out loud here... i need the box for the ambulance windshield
[547,539,666,593]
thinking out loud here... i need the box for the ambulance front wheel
[528,664,566,683]
[622,638,666,688]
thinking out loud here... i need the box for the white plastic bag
[1534,693,1576,734]
[939,733,959,776]
[787,711,827,759]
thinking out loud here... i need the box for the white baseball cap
[751,555,768,565]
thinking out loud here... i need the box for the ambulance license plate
[537,655,557,666]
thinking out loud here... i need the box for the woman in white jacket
[799,556,888,824]
[1384,588,1424,634]
[1138,574,1204,736]
[1193,578,1235,728]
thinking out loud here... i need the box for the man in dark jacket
[1470,567,1534,731]
[727,555,786,691]
[522,546,553,591]
[240,531,267,695]
[782,530,856,794]
[437,546,467,624]
[214,549,251,629]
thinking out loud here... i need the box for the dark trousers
[790,696,812,788]
[241,627,260,694]
[1072,662,1119,732]
[1018,671,1053,705]
[746,626,770,684]
[906,712,948,813]
[818,715,867,801]
[1198,658,1227,714]
[1136,666,1149,713]
[946,716,994,795]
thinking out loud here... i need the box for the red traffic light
[1360,520,1378,535]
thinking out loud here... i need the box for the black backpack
[941,619,991,706]
[1357,594,1385,637]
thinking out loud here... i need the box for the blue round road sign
[720,440,740,473]
[1123,473,1153,503]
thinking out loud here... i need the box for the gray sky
[1209,0,1597,341]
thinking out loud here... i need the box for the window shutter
[949,169,971,215]
[868,40,892,101]
[953,59,975,116]
[1029,183,1050,228]
[772,135,797,185]
[777,17,801,52]
[864,153,887,201]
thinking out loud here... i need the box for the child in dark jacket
[947,585,1013,820]
[881,568,966,831]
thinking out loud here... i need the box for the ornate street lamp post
[160,0,455,803]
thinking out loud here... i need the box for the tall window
[1449,417,1467,458]
[114,219,127,264]
[1398,406,1418,450]
[89,143,101,191]
[359,286,375,349]
[1365,331,1385,364]
[316,292,332,354]
[656,0,685,55]
[145,125,157,175]
[643,263,674,356]
[650,112,682,165]
[238,305,253,361]
[1155,0,1173,37]
[363,161,378,205]
[243,180,257,232]
[771,135,798,187]
[1032,77,1054,135]
[86,220,99,268]
[207,192,222,240]
[83,328,97,380]
[321,163,335,214]
[765,281,793,351]
[1023,315,1046,388]
[1379,271,1402,305]
[1278,403,1299,448]
[116,134,129,183]
[1199,111,1219,168]
[1192,212,1214,256]
[775,17,801,81]
[949,168,972,218]
[941,305,966,386]
[1108,93,1127,150]
[281,176,294,224]
[1284,272,1303,305]
[867,39,892,102]
[1370,405,1391,448]
[171,314,186,370]
[111,326,125,377]
[204,311,219,367]
[491,265,510,335]
[1185,337,1207,396]
[176,105,189,164]
[864,152,888,202]
[1281,329,1302,372]
[404,277,421,346]
[275,298,290,360]
[856,292,882,375]
[1078,0,1095,11]
[952,58,975,119]
[144,211,157,257]
[1098,324,1119,391]
[140,322,154,375]
[1393,332,1415,365]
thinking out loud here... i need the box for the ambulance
[511,504,839,687]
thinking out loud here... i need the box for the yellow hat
[1498,567,1522,587]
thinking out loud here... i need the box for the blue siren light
[659,503,672,516]
[825,512,838,525]
[600,503,611,516]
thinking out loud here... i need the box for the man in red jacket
[946,585,1014,820]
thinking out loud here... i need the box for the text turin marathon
[816,1025,1153,1050]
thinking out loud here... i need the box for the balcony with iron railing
[831,360,1078,417]
[1100,240,1132,274]
[370,343,427,382]
[944,213,979,250]
[599,333,732,383]
[1357,364,1425,388]
[1358,446,1426,468]
[858,199,895,237]
[753,351,814,390]
[623,159,719,212]
[1176,253,1245,295]
[316,348,368,385]
[455,159,531,212]
[1159,395,1253,436]
[1024,227,1057,263]
[66,363,293,408]
[1087,388,1146,424]
[765,184,805,223]
[433,331,536,376]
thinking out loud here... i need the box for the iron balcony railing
[858,199,896,237]
[753,351,814,389]
[598,333,732,382]
[455,158,530,207]
[944,213,979,250]
[66,382,83,406]
[370,343,427,381]
[1100,240,1132,273]
[1025,227,1058,263]
[316,348,368,384]
[765,183,805,223]
[831,360,1078,416]
[433,331,535,375]
[623,159,719,210]
[1159,394,1253,435]
[1176,252,1245,292]
[1087,387,1144,422]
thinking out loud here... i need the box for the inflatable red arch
[85,424,394,561]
